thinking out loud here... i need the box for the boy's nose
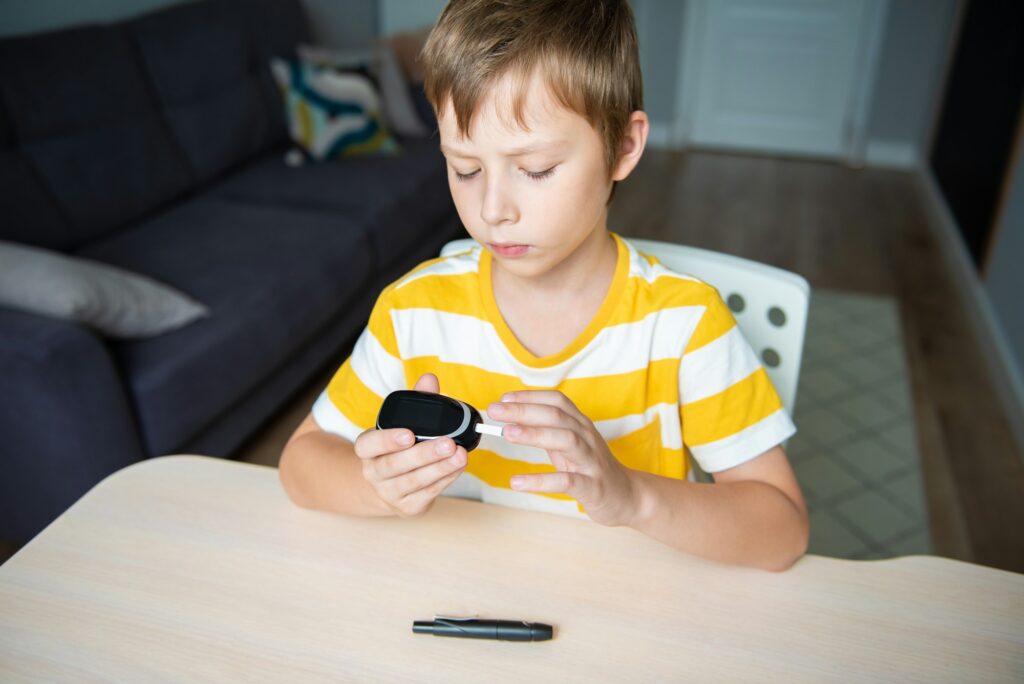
[480,177,517,226]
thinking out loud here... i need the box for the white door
[682,0,882,160]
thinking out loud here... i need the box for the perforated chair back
[439,237,810,414]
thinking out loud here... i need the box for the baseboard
[916,168,1024,455]
[866,140,918,169]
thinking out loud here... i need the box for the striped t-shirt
[313,233,796,518]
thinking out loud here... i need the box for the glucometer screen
[378,391,466,436]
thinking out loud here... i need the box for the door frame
[671,0,889,165]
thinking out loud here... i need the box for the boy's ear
[611,111,650,182]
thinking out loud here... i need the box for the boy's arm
[279,414,393,516]
[627,446,808,571]
[492,392,808,571]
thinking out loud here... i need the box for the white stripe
[680,326,762,404]
[390,306,704,383]
[393,250,480,291]
[443,472,588,519]
[689,409,796,473]
[624,238,702,285]
[349,328,405,399]
[311,391,364,442]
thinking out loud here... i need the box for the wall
[982,142,1024,407]
[866,0,959,167]
[379,0,443,35]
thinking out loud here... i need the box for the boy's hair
[421,0,643,178]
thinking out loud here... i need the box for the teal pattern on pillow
[270,59,399,160]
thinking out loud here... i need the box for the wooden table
[1,456,1022,682]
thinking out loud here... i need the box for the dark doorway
[929,0,1024,270]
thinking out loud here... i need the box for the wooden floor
[610,149,1024,573]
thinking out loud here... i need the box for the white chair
[441,237,810,415]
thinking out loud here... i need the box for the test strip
[474,423,503,437]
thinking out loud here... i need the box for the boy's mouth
[489,243,530,258]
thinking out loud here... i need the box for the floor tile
[792,406,861,447]
[879,470,929,517]
[834,490,921,545]
[874,421,919,464]
[808,508,871,558]
[792,456,866,502]
[885,529,934,556]
[832,392,905,431]
[833,436,908,484]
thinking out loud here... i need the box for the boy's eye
[525,166,557,181]
[454,169,480,181]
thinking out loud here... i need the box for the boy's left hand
[487,391,639,527]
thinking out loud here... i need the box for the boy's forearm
[625,470,809,571]
[279,432,393,517]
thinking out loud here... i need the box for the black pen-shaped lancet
[412,617,553,641]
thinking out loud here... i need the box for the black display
[376,390,486,451]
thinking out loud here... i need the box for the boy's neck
[488,226,619,358]
[491,225,617,299]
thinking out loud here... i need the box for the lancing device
[412,616,553,642]
[376,390,503,452]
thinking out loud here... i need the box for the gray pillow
[0,241,209,338]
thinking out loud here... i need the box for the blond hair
[422,0,643,179]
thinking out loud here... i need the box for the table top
[1,456,1022,682]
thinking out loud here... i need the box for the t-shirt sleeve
[678,286,796,473]
[311,288,407,442]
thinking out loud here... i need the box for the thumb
[413,373,440,394]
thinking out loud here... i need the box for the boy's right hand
[352,373,467,517]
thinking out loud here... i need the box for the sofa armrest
[0,308,146,542]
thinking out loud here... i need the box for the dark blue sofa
[0,0,461,543]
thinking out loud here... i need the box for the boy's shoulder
[376,243,484,308]
[621,237,723,308]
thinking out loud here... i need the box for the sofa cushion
[0,25,193,249]
[211,138,454,271]
[77,197,373,456]
[231,0,312,149]
[0,101,73,247]
[127,0,274,183]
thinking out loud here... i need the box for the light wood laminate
[2,456,1020,682]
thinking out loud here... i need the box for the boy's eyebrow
[439,140,569,157]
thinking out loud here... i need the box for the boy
[280,0,808,571]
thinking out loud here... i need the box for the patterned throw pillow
[269,58,398,161]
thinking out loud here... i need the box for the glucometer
[376,390,503,452]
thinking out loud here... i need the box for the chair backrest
[439,237,810,414]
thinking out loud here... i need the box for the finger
[389,445,467,499]
[373,437,459,480]
[502,424,585,455]
[510,471,583,495]
[499,390,586,422]
[393,466,466,517]
[486,399,576,429]
[354,427,415,460]
[397,450,466,499]
[413,373,440,394]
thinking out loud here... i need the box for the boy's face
[437,72,622,280]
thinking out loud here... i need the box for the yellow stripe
[682,368,782,446]
[683,287,735,353]
[326,359,383,430]
[401,357,680,424]
[467,450,574,502]
[389,272,486,319]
